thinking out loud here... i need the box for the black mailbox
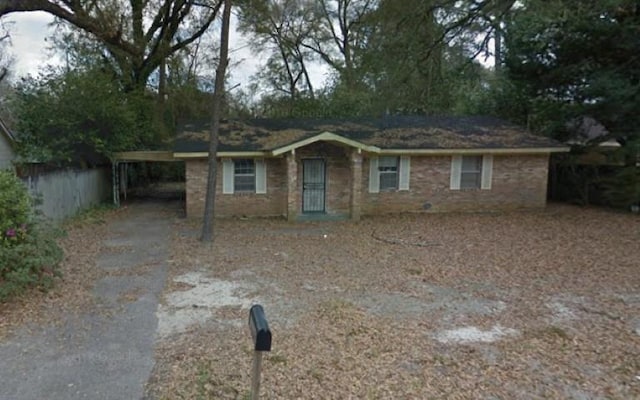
[249,304,272,352]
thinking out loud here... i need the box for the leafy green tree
[503,0,640,206]
[340,0,489,115]
[504,0,640,138]
[14,67,161,164]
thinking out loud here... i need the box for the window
[450,155,493,190]
[233,159,256,192]
[460,155,482,189]
[378,156,399,191]
[222,158,267,194]
[368,156,410,193]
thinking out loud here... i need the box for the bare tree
[304,0,377,89]
[0,20,12,83]
[237,0,317,99]
[0,0,223,89]
[200,0,231,243]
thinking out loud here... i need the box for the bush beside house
[0,170,63,301]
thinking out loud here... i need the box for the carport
[111,151,181,206]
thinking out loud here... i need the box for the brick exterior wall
[184,150,550,219]
[362,154,550,214]
[185,158,287,218]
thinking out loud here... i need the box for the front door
[302,159,326,213]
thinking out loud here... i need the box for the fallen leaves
[147,204,640,399]
[0,207,131,339]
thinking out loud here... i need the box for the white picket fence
[21,168,111,221]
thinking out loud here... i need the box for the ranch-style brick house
[174,116,569,221]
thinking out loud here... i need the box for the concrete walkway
[0,201,174,400]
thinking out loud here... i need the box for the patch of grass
[309,368,323,381]
[318,298,357,319]
[195,362,211,400]
[533,325,571,340]
[405,267,423,275]
[268,353,287,364]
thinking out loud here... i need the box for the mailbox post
[248,304,271,400]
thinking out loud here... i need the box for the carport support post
[286,150,298,222]
[350,149,363,221]
[112,160,120,207]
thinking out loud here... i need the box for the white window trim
[481,155,493,190]
[450,154,493,190]
[222,158,267,194]
[222,159,234,194]
[369,157,379,193]
[255,159,267,194]
[399,155,410,191]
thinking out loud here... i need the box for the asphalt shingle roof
[174,116,565,153]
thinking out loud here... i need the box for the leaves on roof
[175,116,563,153]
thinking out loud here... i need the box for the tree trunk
[494,22,502,73]
[200,0,232,243]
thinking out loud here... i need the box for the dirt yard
[145,204,640,399]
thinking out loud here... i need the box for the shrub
[0,170,63,301]
[0,169,31,242]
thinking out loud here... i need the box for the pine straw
[147,204,640,399]
[0,206,131,339]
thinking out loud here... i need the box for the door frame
[301,158,326,213]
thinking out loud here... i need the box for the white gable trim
[271,132,381,156]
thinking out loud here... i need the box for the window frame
[460,155,482,190]
[368,156,410,193]
[233,158,256,193]
[450,154,493,191]
[378,156,399,191]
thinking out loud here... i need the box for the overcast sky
[5,11,328,92]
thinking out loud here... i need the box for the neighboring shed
[0,117,16,170]
[174,116,570,221]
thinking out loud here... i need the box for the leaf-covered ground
[0,207,126,339]
[147,204,640,399]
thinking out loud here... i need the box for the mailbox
[249,304,272,352]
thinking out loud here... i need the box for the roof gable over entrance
[271,131,380,156]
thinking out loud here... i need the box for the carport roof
[174,116,568,157]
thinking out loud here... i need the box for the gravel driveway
[147,204,640,399]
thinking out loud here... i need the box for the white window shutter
[222,159,234,194]
[399,155,410,191]
[368,157,379,193]
[481,155,493,190]
[255,158,267,194]
[450,155,462,190]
